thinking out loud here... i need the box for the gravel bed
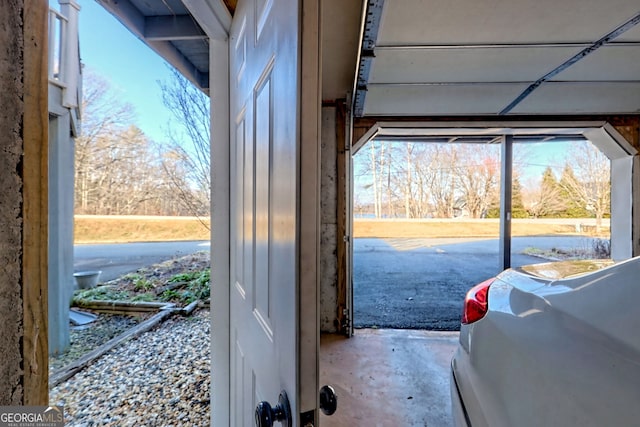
[50,309,210,426]
[49,313,146,373]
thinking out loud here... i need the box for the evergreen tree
[511,175,528,218]
[541,166,557,193]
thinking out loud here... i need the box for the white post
[60,0,80,109]
[499,135,513,270]
[610,157,633,260]
[210,37,231,427]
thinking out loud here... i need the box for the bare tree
[428,145,458,218]
[368,142,381,218]
[75,69,205,216]
[559,142,610,232]
[366,141,395,218]
[407,145,428,217]
[454,145,500,218]
[159,67,211,222]
[75,71,135,213]
[403,143,413,218]
[355,141,502,219]
[398,144,449,218]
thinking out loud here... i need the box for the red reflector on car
[462,278,495,325]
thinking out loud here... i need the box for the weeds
[160,289,181,302]
[187,269,210,299]
[122,272,142,281]
[169,271,201,283]
[131,293,155,302]
[161,269,210,304]
[133,277,154,291]
[72,254,211,307]
[72,286,131,303]
[523,238,611,261]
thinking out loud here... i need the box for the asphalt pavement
[75,236,595,331]
[74,241,210,282]
[353,236,594,331]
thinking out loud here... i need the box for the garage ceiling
[354,0,640,117]
[98,0,640,118]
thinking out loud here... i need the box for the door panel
[254,68,273,336]
[229,0,301,424]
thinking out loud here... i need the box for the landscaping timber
[49,306,176,387]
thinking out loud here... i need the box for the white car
[450,256,640,427]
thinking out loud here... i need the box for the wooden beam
[352,114,640,147]
[50,308,176,388]
[611,117,640,150]
[23,0,49,405]
[336,101,348,334]
[97,0,210,93]
[145,15,207,41]
[222,0,237,15]
[181,0,232,38]
[353,118,376,149]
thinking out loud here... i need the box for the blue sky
[77,1,175,144]
[70,1,576,179]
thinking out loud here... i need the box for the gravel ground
[50,313,146,373]
[50,309,210,426]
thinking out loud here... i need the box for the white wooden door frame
[210,35,231,426]
[299,0,321,420]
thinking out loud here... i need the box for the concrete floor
[320,329,459,427]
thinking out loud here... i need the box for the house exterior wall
[48,110,75,355]
[47,0,81,356]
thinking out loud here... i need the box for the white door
[225,0,319,425]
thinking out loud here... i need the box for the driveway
[353,236,591,330]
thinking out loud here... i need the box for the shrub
[592,238,611,259]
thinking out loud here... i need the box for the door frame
[210,36,231,426]
[299,0,322,420]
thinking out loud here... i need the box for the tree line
[76,68,610,234]
[355,140,611,231]
[74,70,210,218]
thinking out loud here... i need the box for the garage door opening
[348,122,635,331]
